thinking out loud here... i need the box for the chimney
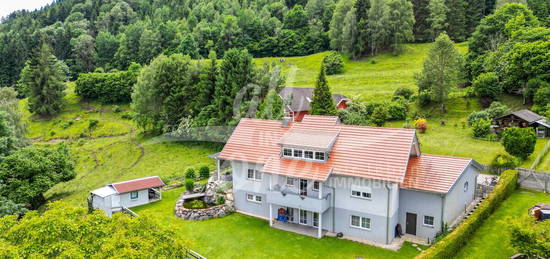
[282,117,292,127]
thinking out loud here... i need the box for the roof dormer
[278,128,339,162]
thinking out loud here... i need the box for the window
[424,215,434,227]
[247,169,262,181]
[130,191,139,200]
[287,207,295,221]
[313,212,319,227]
[283,148,293,157]
[350,215,371,230]
[299,210,307,225]
[286,177,295,186]
[247,193,262,203]
[313,181,320,191]
[351,189,371,200]
[293,149,303,158]
[304,151,314,159]
[315,152,325,161]
[464,181,469,192]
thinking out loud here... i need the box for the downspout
[440,194,446,234]
[385,183,391,244]
[329,186,336,233]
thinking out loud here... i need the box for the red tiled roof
[111,176,165,194]
[401,155,472,193]
[219,115,416,183]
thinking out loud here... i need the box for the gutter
[440,193,446,234]
[385,183,391,244]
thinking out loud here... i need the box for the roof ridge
[112,176,160,185]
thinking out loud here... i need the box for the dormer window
[315,152,325,160]
[282,147,326,162]
[293,150,303,158]
[283,148,292,156]
[304,151,314,159]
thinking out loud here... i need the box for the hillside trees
[0,202,187,257]
[311,63,337,115]
[25,43,66,116]
[387,0,415,53]
[257,89,285,119]
[427,0,448,40]
[75,63,142,103]
[415,33,462,112]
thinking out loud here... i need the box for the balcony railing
[266,184,331,213]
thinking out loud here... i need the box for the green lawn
[133,187,424,259]
[456,189,550,258]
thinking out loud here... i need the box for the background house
[279,87,348,122]
[89,176,165,216]
[493,109,550,138]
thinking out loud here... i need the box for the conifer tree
[412,0,432,42]
[427,0,448,40]
[354,0,371,57]
[197,50,218,111]
[445,0,467,41]
[257,89,285,119]
[26,43,66,116]
[310,63,337,115]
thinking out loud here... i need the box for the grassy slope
[455,189,550,258]
[134,187,423,259]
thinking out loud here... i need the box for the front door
[111,195,120,208]
[406,213,417,235]
[300,179,307,196]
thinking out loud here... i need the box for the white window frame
[283,148,293,157]
[350,215,371,230]
[423,215,434,227]
[247,169,262,181]
[304,150,314,159]
[350,188,372,200]
[282,148,326,162]
[286,177,295,186]
[246,193,262,204]
[313,181,320,191]
[293,149,303,158]
[464,181,469,192]
[315,152,325,161]
[299,210,308,225]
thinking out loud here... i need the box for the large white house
[218,115,481,244]
[89,176,165,216]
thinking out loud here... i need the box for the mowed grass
[134,187,424,259]
[456,190,550,258]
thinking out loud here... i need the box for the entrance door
[300,179,308,196]
[406,213,417,235]
[111,195,120,208]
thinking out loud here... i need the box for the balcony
[266,185,331,213]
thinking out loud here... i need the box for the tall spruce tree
[26,43,66,116]
[387,0,415,53]
[197,50,218,111]
[465,0,487,35]
[367,0,389,55]
[445,0,467,41]
[427,0,448,40]
[412,0,432,42]
[256,89,285,119]
[310,63,337,115]
[415,33,462,113]
[354,0,371,57]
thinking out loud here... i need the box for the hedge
[75,63,141,103]
[416,170,519,259]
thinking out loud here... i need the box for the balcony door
[300,179,307,196]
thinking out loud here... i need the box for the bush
[418,91,432,107]
[489,153,518,174]
[371,105,389,126]
[322,52,344,75]
[185,168,196,179]
[471,119,491,138]
[467,101,509,126]
[112,105,122,113]
[215,196,226,205]
[534,86,550,108]
[502,127,537,160]
[88,119,99,130]
[509,217,550,258]
[417,170,519,259]
[472,72,501,100]
[184,179,195,192]
[413,118,428,133]
[387,99,409,121]
[75,63,141,103]
[199,166,210,179]
[393,87,414,100]
[524,78,549,101]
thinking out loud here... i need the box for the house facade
[493,109,550,138]
[279,87,348,122]
[89,176,165,216]
[219,115,480,244]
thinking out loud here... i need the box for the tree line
[4,0,547,87]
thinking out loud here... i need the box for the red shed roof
[111,176,165,194]
[401,155,472,193]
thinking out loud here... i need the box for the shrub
[322,52,344,75]
[467,101,509,126]
[393,87,414,100]
[371,105,389,126]
[184,179,195,192]
[61,121,73,129]
[418,91,432,107]
[413,118,428,133]
[502,127,537,160]
[534,86,550,108]
[472,72,501,100]
[215,196,226,205]
[509,217,550,258]
[199,166,210,179]
[120,112,132,120]
[88,119,99,130]
[416,170,519,259]
[524,78,549,101]
[75,63,141,103]
[489,153,518,174]
[471,119,491,138]
[112,105,122,113]
[387,99,409,121]
[185,168,196,179]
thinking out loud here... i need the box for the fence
[186,249,207,259]
[517,168,550,193]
